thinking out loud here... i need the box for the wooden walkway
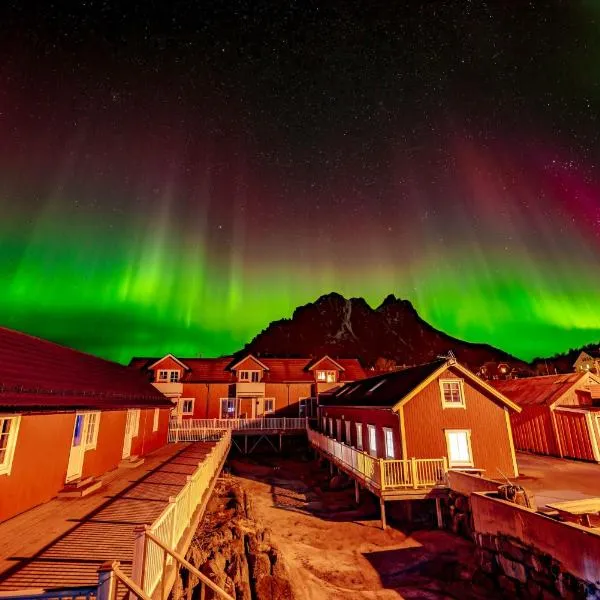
[0,441,217,592]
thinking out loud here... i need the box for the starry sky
[2,1,600,363]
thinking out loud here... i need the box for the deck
[0,440,220,594]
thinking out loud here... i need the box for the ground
[223,453,504,600]
[516,451,600,507]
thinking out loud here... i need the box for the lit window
[344,421,351,444]
[355,423,363,450]
[383,427,395,459]
[440,379,465,408]
[264,398,274,413]
[180,399,194,416]
[152,408,160,432]
[445,430,473,467]
[336,419,342,440]
[84,412,100,449]
[0,416,21,476]
[316,370,337,383]
[220,398,236,418]
[367,425,377,457]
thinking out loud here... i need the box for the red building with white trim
[0,327,172,522]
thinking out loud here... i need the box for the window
[84,412,100,449]
[367,425,377,457]
[322,416,327,431]
[158,370,168,381]
[344,421,351,445]
[336,419,342,440]
[152,408,160,432]
[132,409,140,436]
[0,416,20,476]
[355,423,363,450]
[180,399,194,416]
[328,418,333,436]
[316,370,337,383]
[157,370,179,382]
[383,427,395,459]
[239,370,260,382]
[445,430,473,467]
[299,398,307,417]
[440,379,465,408]
[264,398,274,414]
[169,370,180,383]
[220,398,236,418]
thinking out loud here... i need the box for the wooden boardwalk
[0,441,217,592]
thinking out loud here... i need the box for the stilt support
[380,497,387,530]
[435,497,443,529]
[279,433,282,452]
[329,461,334,476]
[354,480,360,505]
[244,435,248,455]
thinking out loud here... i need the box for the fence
[307,428,447,491]
[169,417,307,441]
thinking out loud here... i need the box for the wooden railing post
[169,497,178,549]
[97,560,118,600]
[379,459,385,490]
[411,457,418,488]
[131,525,149,592]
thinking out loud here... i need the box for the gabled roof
[228,354,271,372]
[307,355,345,372]
[321,359,521,412]
[0,327,171,411]
[148,354,191,371]
[491,373,592,408]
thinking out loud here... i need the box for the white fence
[307,428,447,491]
[133,430,232,596]
[169,417,307,441]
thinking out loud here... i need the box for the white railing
[132,430,232,597]
[169,417,308,441]
[307,428,448,491]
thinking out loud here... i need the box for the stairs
[119,455,145,469]
[57,476,103,498]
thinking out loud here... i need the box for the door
[66,413,86,482]
[253,397,264,418]
[122,410,137,459]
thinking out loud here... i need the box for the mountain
[240,292,525,370]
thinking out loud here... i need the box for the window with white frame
[316,370,337,383]
[445,430,473,467]
[299,398,307,417]
[383,427,395,459]
[344,421,351,445]
[322,416,327,431]
[239,370,261,382]
[158,370,168,381]
[84,412,100,449]
[152,408,160,432]
[157,370,180,383]
[169,370,180,383]
[0,416,21,476]
[132,409,140,436]
[367,424,377,457]
[440,379,465,408]
[336,419,342,440]
[264,398,274,414]
[328,417,333,436]
[180,399,194,416]
[221,398,236,418]
[355,423,363,450]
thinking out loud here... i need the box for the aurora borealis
[3,2,600,363]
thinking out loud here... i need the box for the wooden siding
[266,383,312,416]
[555,410,596,461]
[320,406,401,459]
[181,383,230,418]
[510,406,559,456]
[82,410,127,478]
[0,413,73,522]
[403,366,517,477]
[131,408,170,457]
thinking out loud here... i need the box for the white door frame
[122,410,137,459]
[66,413,87,482]
[252,397,264,418]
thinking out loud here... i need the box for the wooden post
[329,461,334,476]
[379,497,387,530]
[435,498,443,529]
[354,480,360,504]
[410,457,418,489]
[244,434,248,455]
[379,458,385,490]
[279,433,282,452]
[169,497,178,548]
[131,525,148,591]
[97,561,118,600]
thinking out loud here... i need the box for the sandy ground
[229,454,504,600]
[517,451,600,507]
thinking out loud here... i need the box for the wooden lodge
[492,372,600,463]
[0,326,173,523]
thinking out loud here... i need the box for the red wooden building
[130,353,366,419]
[492,373,600,462]
[318,357,521,478]
[0,327,172,522]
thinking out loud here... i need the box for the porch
[0,432,232,600]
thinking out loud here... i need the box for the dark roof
[0,327,171,411]
[491,373,586,407]
[320,360,445,407]
[130,355,367,383]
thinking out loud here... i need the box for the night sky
[2,1,600,363]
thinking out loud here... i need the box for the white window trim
[355,423,363,450]
[84,412,101,450]
[444,429,474,468]
[0,415,21,476]
[132,409,140,437]
[336,418,342,440]
[328,417,333,436]
[383,427,395,459]
[316,370,337,383]
[158,370,169,381]
[263,398,274,414]
[238,370,261,382]
[152,408,160,432]
[367,424,377,457]
[180,398,195,416]
[344,421,351,445]
[439,378,466,409]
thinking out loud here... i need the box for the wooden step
[119,456,145,469]
[57,479,103,498]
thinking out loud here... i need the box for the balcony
[152,381,183,397]
[235,381,265,396]
[169,417,307,441]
